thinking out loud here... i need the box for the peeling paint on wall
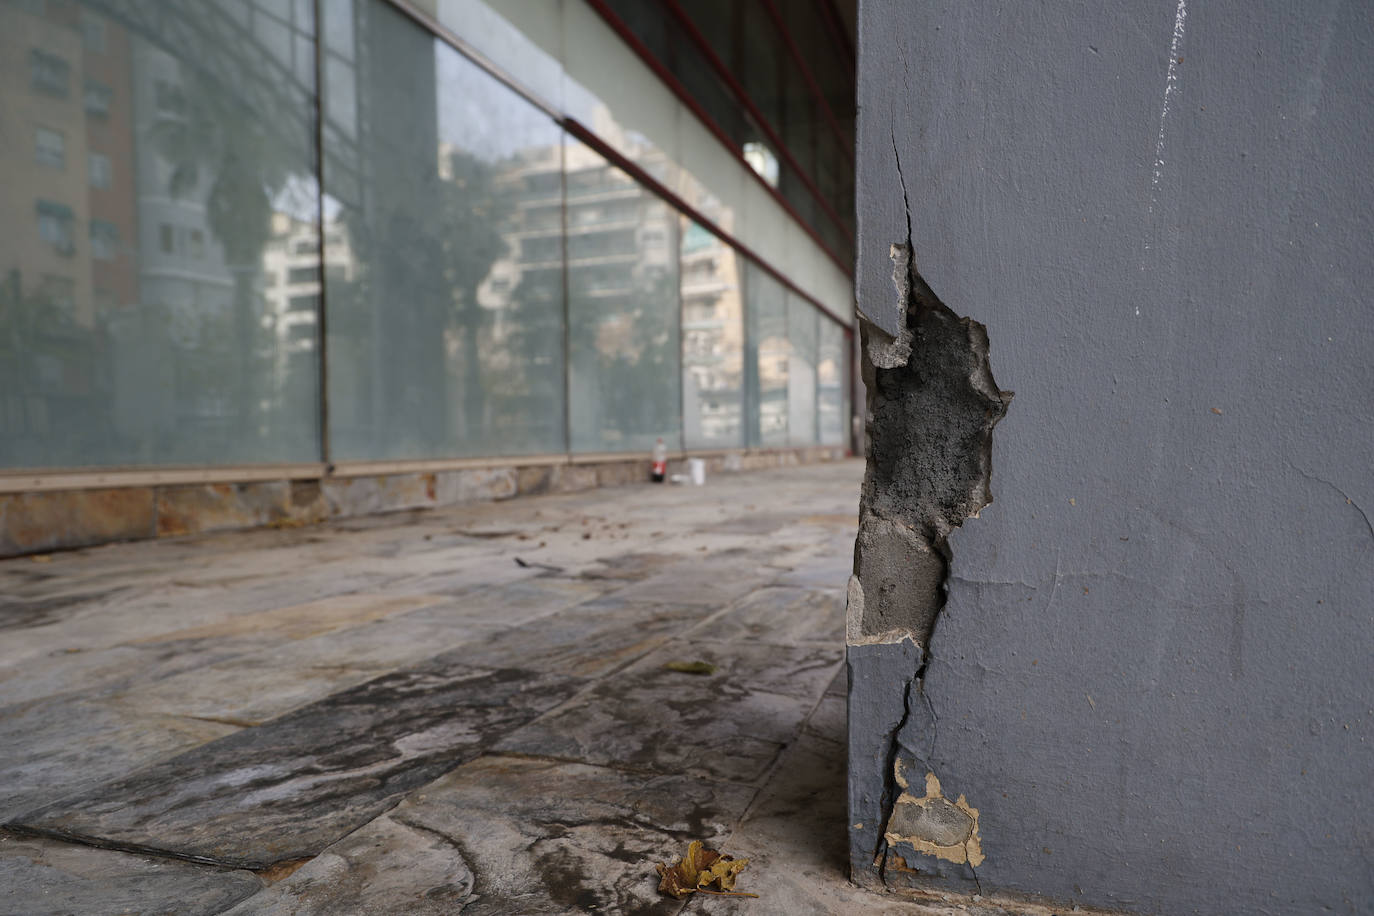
[884,766,984,867]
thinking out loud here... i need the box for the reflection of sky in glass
[435,43,553,162]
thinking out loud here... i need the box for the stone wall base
[0,447,848,558]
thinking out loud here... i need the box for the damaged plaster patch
[884,765,985,867]
[845,135,1011,889]
[863,244,915,369]
[848,250,1014,647]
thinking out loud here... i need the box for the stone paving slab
[216,814,474,915]
[495,640,840,785]
[0,460,992,915]
[424,594,720,680]
[11,664,582,868]
[105,651,393,726]
[685,585,846,647]
[0,832,261,916]
[599,554,787,609]
[0,697,240,824]
[373,755,754,915]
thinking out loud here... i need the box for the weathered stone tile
[642,639,842,701]
[107,652,385,725]
[432,467,518,506]
[0,832,262,916]
[380,555,539,596]
[422,576,614,624]
[697,511,801,535]
[132,593,444,646]
[577,551,684,581]
[691,734,874,916]
[602,555,782,608]
[804,695,846,744]
[385,755,755,915]
[216,814,474,915]
[688,585,846,646]
[423,595,715,679]
[154,481,325,538]
[0,639,250,710]
[0,487,155,557]
[771,549,854,589]
[248,609,502,674]
[319,473,437,517]
[0,698,239,823]
[11,664,583,869]
[496,642,839,784]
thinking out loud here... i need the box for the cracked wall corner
[847,238,1010,892]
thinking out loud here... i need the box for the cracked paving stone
[576,551,682,581]
[0,697,240,823]
[689,734,923,916]
[494,641,840,784]
[8,664,584,869]
[696,511,800,535]
[602,553,784,609]
[684,585,846,646]
[1,831,262,916]
[771,550,855,589]
[373,755,755,915]
[422,592,722,679]
[804,695,846,744]
[216,814,475,915]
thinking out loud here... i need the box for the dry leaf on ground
[655,840,758,899]
[663,660,717,675]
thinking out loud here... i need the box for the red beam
[759,0,853,172]
[583,0,852,276]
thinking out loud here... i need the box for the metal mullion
[311,0,331,469]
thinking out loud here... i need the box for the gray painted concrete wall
[855,0,1373,912]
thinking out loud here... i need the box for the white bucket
[688,458,706,486]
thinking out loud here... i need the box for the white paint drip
[1140,0,1188,316]
[1149,0,1189,207]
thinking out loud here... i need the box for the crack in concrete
[848,131,1013,890]
[1291,463,1374,544]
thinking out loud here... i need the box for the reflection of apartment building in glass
[1,0,857,553]
[680,221,744,446]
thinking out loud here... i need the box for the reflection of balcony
[681,279,730,297]
[566,216,639,234]
[516,190,562,207]
[576,283,634,298]
[565,185,639,204]
[683,318,725,332]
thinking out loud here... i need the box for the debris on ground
[663,660,717,676]
[656,840,757,899]
[513,557,563,573]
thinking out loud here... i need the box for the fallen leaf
[655,841,757,899]
[663,660,717,676]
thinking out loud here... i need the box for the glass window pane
[787,293,817,445]
[745,262,788,448]
[817,317,845,445]
[325,1,566,461]
[680,218,743,449]
[0,0,320,469]
[567,140,681,453]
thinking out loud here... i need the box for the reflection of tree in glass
[571,264,680,449]
[439,149,514,445]
[146,66,299,442]
[330,144,557,455]
[0,276,102,465]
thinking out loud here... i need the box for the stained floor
[0,459,978,915]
